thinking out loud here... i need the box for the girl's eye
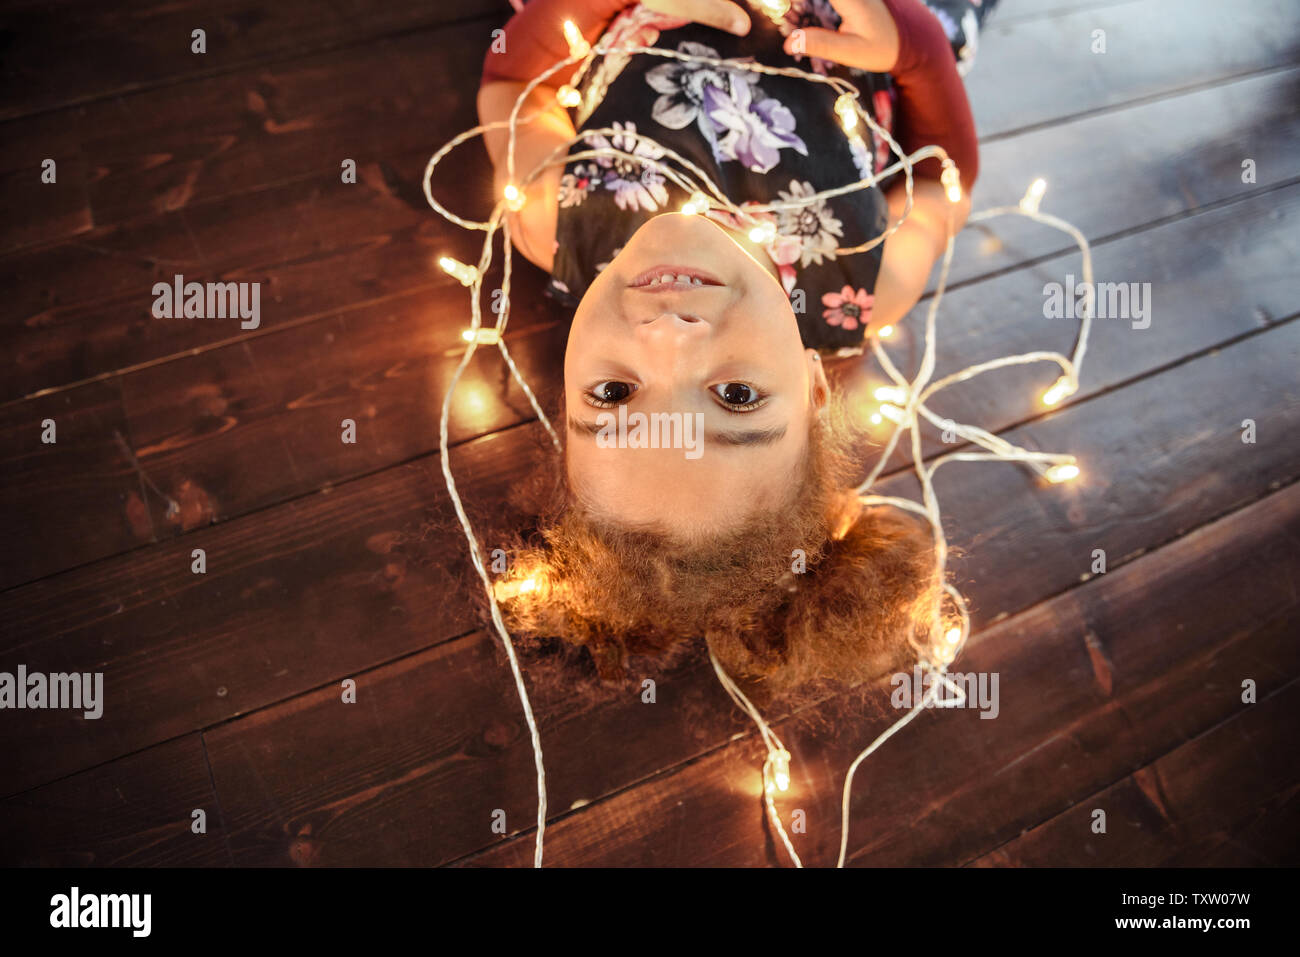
[585,381,636,407]
[711,383,766,411]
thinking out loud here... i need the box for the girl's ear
[806,349,830,412]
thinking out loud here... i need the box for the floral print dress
[546,0,997,354]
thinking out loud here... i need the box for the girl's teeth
[646,274,706,286]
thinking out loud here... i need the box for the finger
[784,25,886,72]
[642,0,752,36]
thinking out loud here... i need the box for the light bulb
[439,256,478,287]
[878,324,894,338]
[1045,463,1080,484]
[878,402,905,424]
[870,412,883,425]
[834,92,858,132]
[461,328,501,345]
[563,19,591,58]
[503,183,526,211]
[748,221,777,244]
[770,749,791,792]
[556,84,581,108]
[493,575,539,602]
[680,190,709,215]
[760,0,791,17]
[1041,376,1075,406]
[941,164,962,204]
[1019,178,1047,215]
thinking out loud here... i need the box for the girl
[471,0,996,703]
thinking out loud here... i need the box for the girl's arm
[478,80,572,273]
[868,176,970,331]
[477,0,752,272]
[789,0,980,333]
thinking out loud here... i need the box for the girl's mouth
[628,265,725,290]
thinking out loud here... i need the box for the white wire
[423,19,1094,868]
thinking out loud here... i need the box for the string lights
[680,189,711,215]
[423,12,1094,868]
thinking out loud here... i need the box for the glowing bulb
[834,92,858,132]
[873,386,906,403]
[1019,178,1047,215]
[760,0,791,16]
[870,413,883,425]
[1045,463,1080,484]
[461,328,501,345]
[1041,376,1075,406]
[748,221,777,244]
[439,256,478,287]
[493,575,539,602]
[877,324,894,338]
[770,749,791,792]
[941,165,962,204]
[503,183,526,211]
[556,84,581,108]
[563,19,591,58]
[945,627,961,645]
[680,190,709,215]
[878,402,905,424]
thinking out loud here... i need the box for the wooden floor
[2,0,1298,867]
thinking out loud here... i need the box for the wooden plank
[462,477,1300,866]
[0,148,93,251]
[0,152,491,403]
[857,180,1300,473]
[0,0,504,122]
[0,379,153,589]
[3,217,1298,799]
[951,67,1300,286]
[967,0,1300,138]
[969,678,1300,866]
[0,449,487,798]
[0,734,229,866]
[993,0,1149,27]
[110,292,561,545]
[0,22,500,254]
[201,630,749,866]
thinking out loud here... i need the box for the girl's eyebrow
[566,416,787,447]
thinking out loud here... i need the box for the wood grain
[0,734,229,866]
[969,678,1300,866]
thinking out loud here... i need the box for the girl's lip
[628,265,725,289]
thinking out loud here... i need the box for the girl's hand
[782,0,900,72]
[642,0,752,35]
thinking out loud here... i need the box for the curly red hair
[467,394,943,710]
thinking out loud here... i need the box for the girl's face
[564,212,829,539]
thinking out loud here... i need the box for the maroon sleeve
[879,0,980,195]
[480,0,631,87]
